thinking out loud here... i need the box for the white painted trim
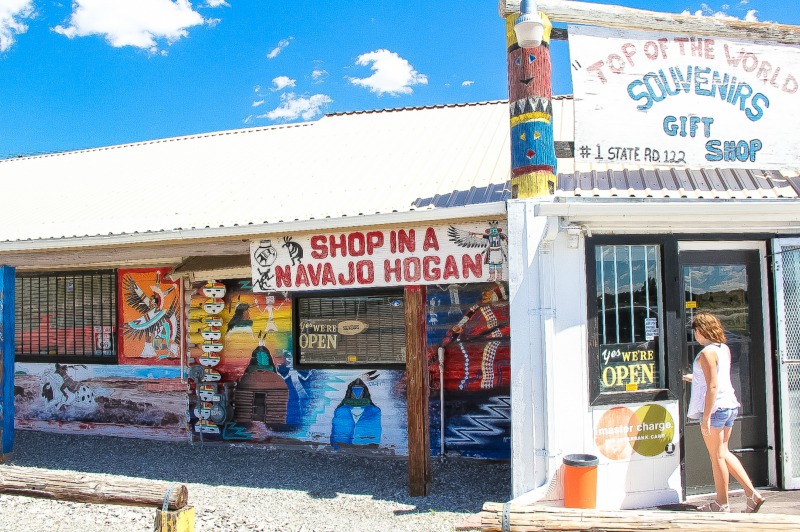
[537,202,800,233]
[0,203,508,253]
[508,198,560,498]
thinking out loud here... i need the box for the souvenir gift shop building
[503,11,800,510]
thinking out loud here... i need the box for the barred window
[294,290,406,367]
[593,244,665,398]
[15,270,117,362]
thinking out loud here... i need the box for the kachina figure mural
[448,221,509,281]
[119,268,180,362]
[331,374,382,449]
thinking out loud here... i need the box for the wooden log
[499,1,800,45]
[405,285,430,497]
[0,465,188,510]
[154,506,195,532]
[480,502,800,531]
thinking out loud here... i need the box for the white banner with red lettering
[250,221,508,292]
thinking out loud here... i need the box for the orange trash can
[563,454,599,509]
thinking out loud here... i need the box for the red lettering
[329,235,346,257]
[422,227,439,251]
[275,265,292,288]
[404,257,421,282]
[310,235,328,259]
[384,259,402,283]
[295,264,310,286]
[462,253,483,279]
[390,231,397,253]
[356,260,374,284]
[587,60,607,83]
[348,232,365,256]
[366,231,384,255]
[307,264,323,285]
[423,256,440,281]
[322,263,335,285]
[621,42,636,66]
[398,229,415,253]
[338,263,355,285]
[443,255,460,280]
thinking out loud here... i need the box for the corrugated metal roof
[557,168,800,199]
[0,101,512,244]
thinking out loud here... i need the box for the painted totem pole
[505,12,557,198]
[189,282,231,435]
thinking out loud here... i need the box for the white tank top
[687,342,740,420]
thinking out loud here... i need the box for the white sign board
[569,25,800,169]
[250,221,508,292]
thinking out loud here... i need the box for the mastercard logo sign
[594,404,675,460]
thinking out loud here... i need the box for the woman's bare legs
[720,426,762,501]
[702,427,730,505]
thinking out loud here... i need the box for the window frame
[292,287,407,369]
[586,235,677,405]
[15,269,119,364]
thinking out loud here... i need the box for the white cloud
[252,99,265,107]
[243,114,253,124]
[681,5,761,21]
[311,69,328,83]
[267,37,292,59]
[462,80,474,87]
[259,93,332,121]
[348,49,428,96]
[0,0,34,53]
[53,0,207,53]
[271,76,296,91]
[205,0,229,6]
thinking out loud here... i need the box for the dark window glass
[595,245,664,394]
[295,291,405,366]
[15,270,117,362]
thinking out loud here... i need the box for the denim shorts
[710,407,738,428]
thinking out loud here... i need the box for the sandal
[697,500,730,512]
[745,491,765,514]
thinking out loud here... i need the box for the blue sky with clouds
[0,0,797,158]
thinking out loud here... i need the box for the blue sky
[0,0,797,159]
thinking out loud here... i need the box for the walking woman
[683,312,765,513]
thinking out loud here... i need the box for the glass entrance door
[680,250,768,495]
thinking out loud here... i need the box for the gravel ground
[0,430,510,532]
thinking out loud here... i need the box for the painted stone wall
[14,363,186,440]
[12,268,510,459]
[186,279,409,454]
[426,282,512,459]
[14,267,187,440]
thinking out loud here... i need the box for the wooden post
[0,266,15,464]
[154,506,195,532]
[480,502,800,531]
[0,465,189,509]
[405,285,430,496]
[500,0,800,44]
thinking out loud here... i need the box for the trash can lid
[563,453,599,467]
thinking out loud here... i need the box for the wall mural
[185,279,408,454]
[118,268,182,364]
[426,282,512,459]
[13,363,186,440]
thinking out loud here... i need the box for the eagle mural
[121,271,179,359]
